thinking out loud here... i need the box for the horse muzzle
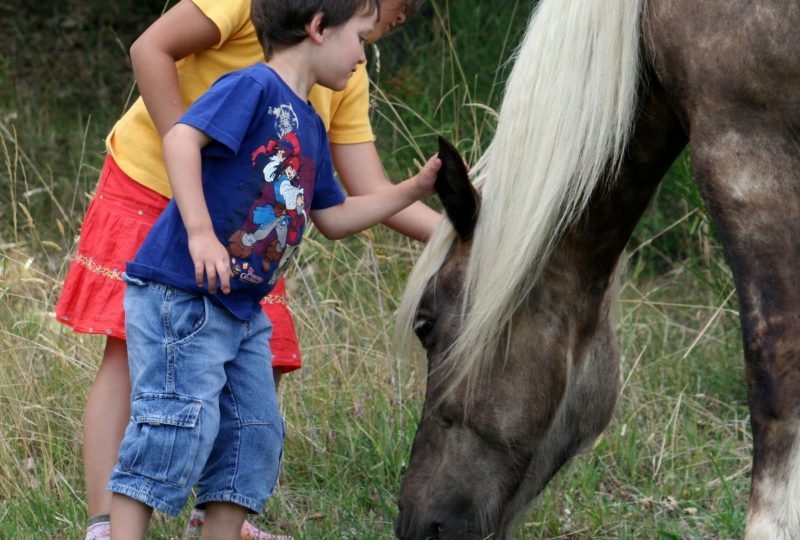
[394,503,486,540]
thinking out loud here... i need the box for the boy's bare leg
[201,502,248,540]
[84,337,131,517]
[110,493,151,539]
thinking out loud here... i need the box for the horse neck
[535,79,689,323]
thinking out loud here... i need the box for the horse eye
[413,317,435,341]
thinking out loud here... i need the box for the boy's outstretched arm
[331,142,442,241]
[163,123,232,294]
[312,154,441,240]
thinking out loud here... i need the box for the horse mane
[397,0,644,397]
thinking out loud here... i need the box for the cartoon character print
[227,105,309,284]
[263,189,306,285]
[269,104,300,138]
[229,257,261,284]
[250,131,300,184]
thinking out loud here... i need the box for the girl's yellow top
[107,0,374,198]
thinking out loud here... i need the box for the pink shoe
[184,508,205,538]
[241,519,293,540]
[85,521,111,540]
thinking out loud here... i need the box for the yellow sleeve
[191,0,251,47]
[326,63,375,145]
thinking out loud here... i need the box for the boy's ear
[306,11,326,44]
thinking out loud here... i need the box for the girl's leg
[83,336,131,517]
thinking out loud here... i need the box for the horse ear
[435,136,480,240]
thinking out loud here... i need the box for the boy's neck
[267,46,317,101]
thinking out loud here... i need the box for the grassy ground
[0,1,750,538]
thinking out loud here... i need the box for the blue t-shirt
[127,64,345,320]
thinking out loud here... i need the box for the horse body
[395,1,800,538]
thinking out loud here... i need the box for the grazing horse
[393,0,800,538]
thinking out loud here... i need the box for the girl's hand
[187,231,231,294]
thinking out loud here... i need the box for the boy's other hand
[188,231,232,294]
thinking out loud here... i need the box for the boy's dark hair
[252,0,380,59]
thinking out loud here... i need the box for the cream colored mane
[397,0,644,395]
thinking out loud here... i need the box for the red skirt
[55,155,303,372]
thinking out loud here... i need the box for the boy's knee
[236,414,283,462]
[240,415,284,462]
[222,421,285,507]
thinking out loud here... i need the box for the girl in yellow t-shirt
[55,1,440,539]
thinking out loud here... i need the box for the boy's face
[366,0,411,42]
[316,11,375,91]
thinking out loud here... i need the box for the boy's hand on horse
[409,153,442,199]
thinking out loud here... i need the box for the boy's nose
[396,11,407,24]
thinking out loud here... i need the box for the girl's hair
[252,0,380,58]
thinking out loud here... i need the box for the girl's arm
[162,124,232,294]
[129,0,221,138]
[331,141,442,241]
[312,155,441,240]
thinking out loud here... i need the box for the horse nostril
[426,520,442,539]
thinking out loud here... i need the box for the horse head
[394,137,624,540]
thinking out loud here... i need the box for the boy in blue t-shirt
[107,0,441,536]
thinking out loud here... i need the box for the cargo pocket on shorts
[121,394,202,488]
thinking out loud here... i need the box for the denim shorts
[107,277,284,516]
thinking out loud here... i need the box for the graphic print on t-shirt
[227,104,311,286]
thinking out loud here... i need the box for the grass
[0,1,751,538]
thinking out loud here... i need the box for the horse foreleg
[692,122,800,539]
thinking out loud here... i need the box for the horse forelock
[395,219,457,349]
[398,0,644,400]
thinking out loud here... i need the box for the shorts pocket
[165,288,209,347]
[119,394,202,488]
